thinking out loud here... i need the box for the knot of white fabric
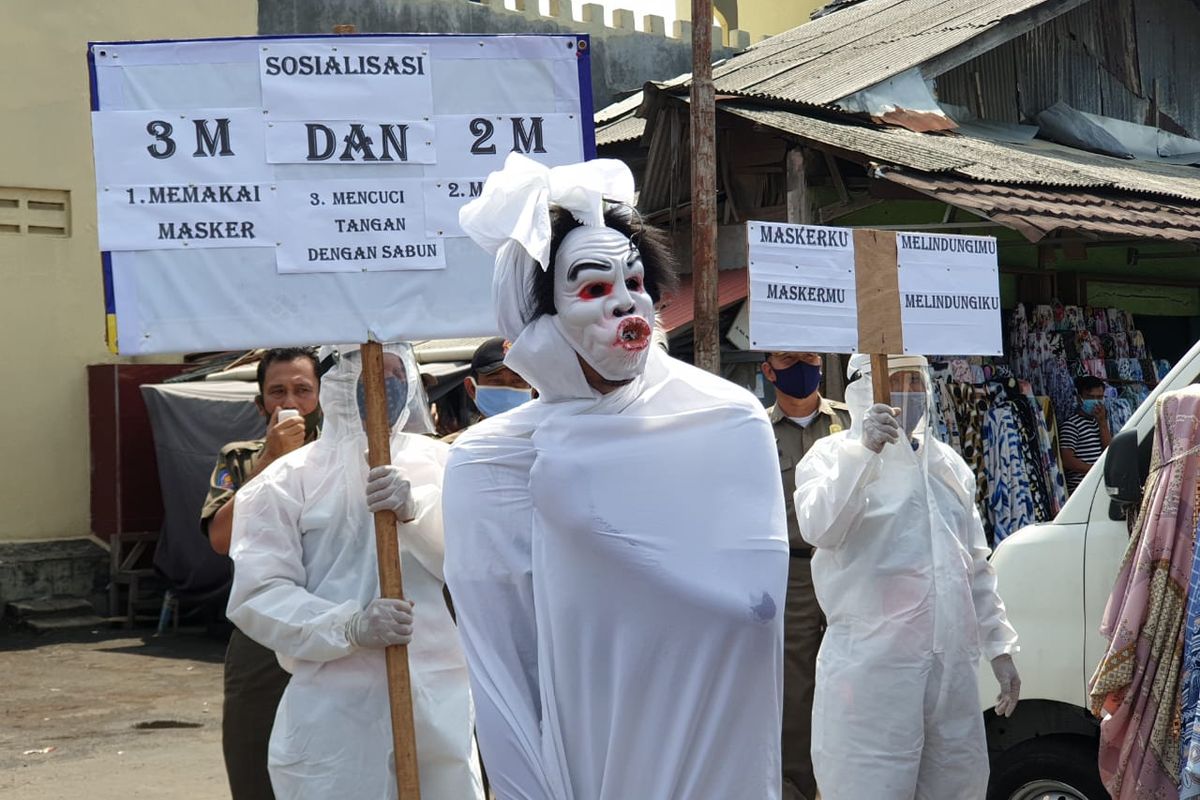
[458,152,636,340]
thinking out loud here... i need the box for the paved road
[0,628,229,799]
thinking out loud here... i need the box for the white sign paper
[98,182,278,251]
[265,119,436,165]
[275,179,443,273]
[896,233,1002,356]
[422,177,487,237]
[91,108,271,186]
[259,43,434,121]
[747,221,858,353]
[433,113,584,174]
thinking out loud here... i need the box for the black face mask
[769,360,822,400]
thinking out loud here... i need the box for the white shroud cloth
[443,326,789,800]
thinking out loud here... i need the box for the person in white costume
[226,343,484,800]
[792,353,1021,800]
[443,153,790,800]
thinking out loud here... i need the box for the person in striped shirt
[1060,376,1111,493]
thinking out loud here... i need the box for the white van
[979,341,1200,800]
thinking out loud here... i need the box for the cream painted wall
[0,1,256,542]
[734,1,824,38]
[674,0,824,40]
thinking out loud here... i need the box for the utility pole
[690,1,719,374]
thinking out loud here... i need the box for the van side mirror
[1104,428,1151,520]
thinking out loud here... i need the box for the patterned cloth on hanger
[1084,359,1108,380]
[1010,304,1030,351]
[983,400,1038,543]
[1131,332,1149,359]
[1034,396,1069,515]
[1103,397,1133,436]
[943,381,992,542]
[1179,514,1200,798]
[1089,387,1200,800]
[1047,358,1078,428]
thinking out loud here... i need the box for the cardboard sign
[747,223,1001,356]
[88,34,593,354]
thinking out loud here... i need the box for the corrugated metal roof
[695,0,1087,106]
[723,104,1200,202]
[882,171,1200,243]
[595,115,646,146]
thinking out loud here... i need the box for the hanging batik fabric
[1089,386,1200,800]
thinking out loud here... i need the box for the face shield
[316,342,434,445]
[845,354,935,461]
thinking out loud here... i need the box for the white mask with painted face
[552,225,656,383]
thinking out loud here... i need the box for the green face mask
[303,407,323,440]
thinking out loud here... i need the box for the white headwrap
[458,152,637,341]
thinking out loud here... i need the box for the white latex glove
[345,598,414,649]
[991,654,1021,718]
[366,465,417,522]
[862,403,901,453]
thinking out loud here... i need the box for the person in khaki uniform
[761,351,850,800]
[201,347,322,800]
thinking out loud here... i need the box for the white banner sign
[88,34,591,354]
[896,233,1002,356]
[747,221,858,353]
[275,179,443,273]
[265,119,437,165]
[259,43,434,121]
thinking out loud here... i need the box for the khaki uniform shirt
[770,398,851,551]
[199,439,265,537]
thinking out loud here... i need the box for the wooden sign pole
[361,341,422,799]
[852,229,903,406]
[330,23,419,798]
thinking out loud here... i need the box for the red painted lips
[615,317,652,352]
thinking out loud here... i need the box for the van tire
[987,735,1109,800]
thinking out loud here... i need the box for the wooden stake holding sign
[361,339,422,800]
[333,26,420,800]
[852,229,902,406]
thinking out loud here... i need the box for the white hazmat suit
[443,154,790,800]
[226,344,483,800]
[792,354,1018,800]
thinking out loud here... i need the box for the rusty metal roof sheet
[882,171,1200,243]
[658,268,749,333]
[723,104,1200,202]
[701,0,1087,106]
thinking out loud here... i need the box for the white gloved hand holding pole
[366,465,417,522]
[862,403,901,453]
[991,654,1021,717]
[345,598,414,649]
